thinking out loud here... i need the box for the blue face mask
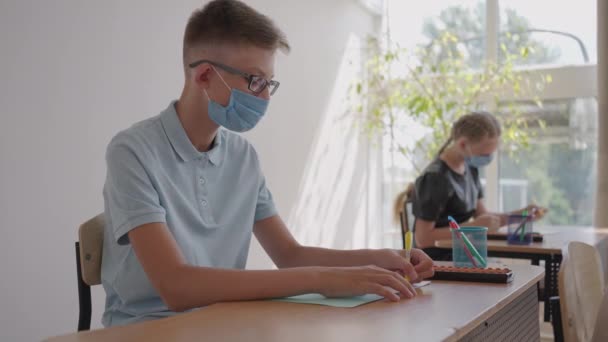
[205,68,269,132]
[465,145,493,168]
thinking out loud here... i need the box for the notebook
[272,281,431,307]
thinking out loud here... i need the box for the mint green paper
[270,281,431,307]
[271,293,383,307]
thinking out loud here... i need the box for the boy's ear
[192,64,213,89]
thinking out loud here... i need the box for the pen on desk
[519,210,528,241]
[447,217,477,267]
[514,208,535,241]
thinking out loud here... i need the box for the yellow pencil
[400,211,413,281]
[405,229,413,263]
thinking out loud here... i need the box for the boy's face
[195,44,277,107]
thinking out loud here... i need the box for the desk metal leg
[487,251,562,323]
[544,254,562,322]
[531,256,541,308]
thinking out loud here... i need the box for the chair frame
[75,241,93,331]
[399,184,415,249]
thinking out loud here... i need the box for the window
[498,98,598,226]
[495,0,597,225]
[499,0,597,65]
[380,0,598,247]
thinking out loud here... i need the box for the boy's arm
[129,222,416,312]
[253,216,434,282]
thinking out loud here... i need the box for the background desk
[435,226,608,322]
[46,264,544,342]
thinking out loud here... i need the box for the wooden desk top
[435,226,608,255]
[46,264,544,342]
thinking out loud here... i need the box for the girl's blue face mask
[465,145,493,168]
[205,67,269,132]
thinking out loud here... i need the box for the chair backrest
[591,288,608,342]
[78,214,105,286]
[558,241,606,342]
[405,183,415,220]
[399,183,415,248]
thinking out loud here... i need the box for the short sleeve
[104,136,166,245]
[249,146,278,222]
[254,176,278,222]
[412,172,451,222]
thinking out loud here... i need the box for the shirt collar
[160,100,224,166]
[206,132,224,166]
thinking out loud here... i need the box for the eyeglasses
[189,59,280,96]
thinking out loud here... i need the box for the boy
[101,0,433,326]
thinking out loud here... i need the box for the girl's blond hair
[436,111,502,156]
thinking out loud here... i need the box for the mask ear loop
[203,65,232,102]
[210,65,232,91]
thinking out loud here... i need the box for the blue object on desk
[452,226,488,268]
[271,282,431,307]
[271,293,383,307]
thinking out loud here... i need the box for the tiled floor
[540,302,555,341]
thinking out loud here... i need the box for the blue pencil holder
[451,227,488,268]
[507,215,534,245]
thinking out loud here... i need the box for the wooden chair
[591,288,608,342]
[75,214,105,331]
[557,241,605,342]
[396,183,415,249]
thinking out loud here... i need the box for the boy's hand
[399,248,434,282]
[315,265,417,301]
[369,248,434,283]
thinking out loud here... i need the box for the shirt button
[201,200,208,207]
[199,177,206,185]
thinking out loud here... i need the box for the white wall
[0,1,378,341]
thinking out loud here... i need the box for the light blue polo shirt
[100,101,277,327]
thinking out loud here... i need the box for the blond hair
[437,111,502,156]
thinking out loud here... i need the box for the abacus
[430,265,514,283]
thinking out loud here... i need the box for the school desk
[46,263,544,342]
[434,226,608,323]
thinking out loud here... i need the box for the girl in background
[394,112,546,260]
